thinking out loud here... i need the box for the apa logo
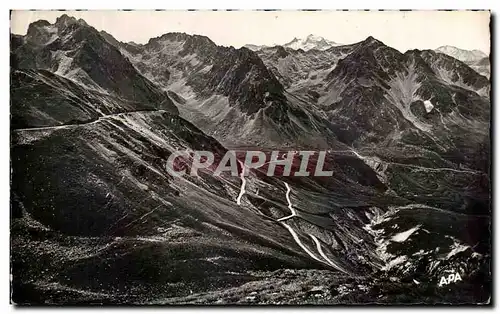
[438,271,462,287]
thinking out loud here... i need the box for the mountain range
[10,14,491,304]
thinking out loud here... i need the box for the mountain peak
[55,14,76,26]
[363,36,383,45]
[26,19,52,38]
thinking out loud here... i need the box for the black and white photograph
[9,9,492,305]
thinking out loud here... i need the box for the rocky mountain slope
[10,15,491,304]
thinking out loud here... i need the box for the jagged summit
[13,14,178,114]
[55,14,76,25]
[54,14,88,28]
[26,14,88,33]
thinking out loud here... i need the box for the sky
[10,10,491,54]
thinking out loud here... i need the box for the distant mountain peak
[283,34,341,51]
[435,45,487,63]
[305,34,326,42]
[437,45,486,54]
[244,34,341,52]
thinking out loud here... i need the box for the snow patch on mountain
[423,100,434,113]
[391,225,420,243]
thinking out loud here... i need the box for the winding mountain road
[276,181,349,273]
[236,160,247,205]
